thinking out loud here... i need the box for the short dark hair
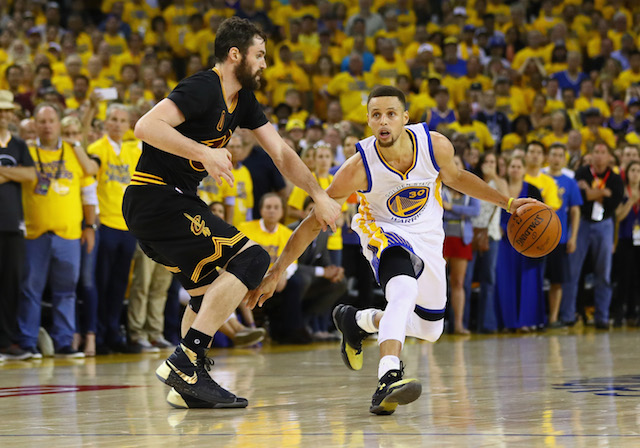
[367,85,406,110]
[526,140,546,154]
[548,143,566,153]
[214,17,267,64]
[73,74,89,85]
[5,64,22,76]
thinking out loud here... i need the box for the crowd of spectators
[1,0,640,360]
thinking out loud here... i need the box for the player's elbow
[133,116,148,141]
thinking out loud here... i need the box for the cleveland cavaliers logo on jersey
[386,186,430,219]
[190,130,234,171]
[216,111,226,132]
[184,213,211,237]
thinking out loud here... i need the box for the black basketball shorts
[123,184,248,290]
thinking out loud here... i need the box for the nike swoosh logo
[167,361,198,385]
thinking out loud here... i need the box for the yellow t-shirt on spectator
[287,174,346,250]
[87,136,141,231]
[625,132,640,145]
[163,4,198,30]
[122,2,159,33]
[525,172,562,210]
[448,121,495,152]
[615,69,640,92]
[327,72,371,125]
[542,132,569,149]
[369,56,410,87]
[198,174,237,208]
[23,142,95,240]
[263,61,310,107]
[408,93,436,123]
[237,220,293,268]
[103,33,128,56]
[575,97,611,118]
[512,47,548,70]
[501,133,526,152]
[580,126,617,154]
[230,164,254,228]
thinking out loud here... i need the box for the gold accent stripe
[164,265,181,273]
[434,176,443,208]
[131,175,166,186]
[190,233,246,283]
[356,194,388,257]
[133,171,164,181]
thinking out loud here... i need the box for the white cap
[418,43,434,54]
[453,7,467,16]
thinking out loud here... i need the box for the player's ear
[229,46,241,62]
[403,110,409,124]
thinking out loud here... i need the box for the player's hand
[509,197,540,215]
[200,146,234,187]
[244,270,281,309]
[313,195,341,232]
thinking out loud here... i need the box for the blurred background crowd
[1,0,640,361]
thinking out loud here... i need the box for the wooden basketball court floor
[1,328,639,447]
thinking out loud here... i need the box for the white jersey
[352,123,444,239]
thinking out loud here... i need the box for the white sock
[378,355,400,379]
[355,309,378,333]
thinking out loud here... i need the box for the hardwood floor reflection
[1,328,640,447]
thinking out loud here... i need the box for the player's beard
[377,133,399,148]
[235,56,261,90]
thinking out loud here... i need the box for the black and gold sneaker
[369,364,422,415]
[166,387,248,409]
[332,304,371,370]
[156,344,248,408]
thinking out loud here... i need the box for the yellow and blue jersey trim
[356,142,372,193]
[373,129,418,180]
[422,123,439,172]
[357,194,425,284]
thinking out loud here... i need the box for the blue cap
[307,117,323,129]
[463,24,475,32]
[488,36,506,47]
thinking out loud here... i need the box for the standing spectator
[448,101,495,153]
[87,104,142,353]
[612,161,640,326]
[442,155,480,334]
[0,91,36,361]
[545,144,583,328]
[18,104,94,358]
[523,141,562,210]
[425,86,456,131]
[345,0,384,37]
[228,131,254,227]
[127,246,174,351]
[561,143,624,329]
[464,152,508,333]
[496,156,545,331]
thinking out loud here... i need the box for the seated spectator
[291,197,347,341]
[238,194,310,344]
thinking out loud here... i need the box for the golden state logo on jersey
[386,185,430,219]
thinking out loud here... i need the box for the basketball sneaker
[332,304,370,370]
[166,387,248,409]
[369,364,422,415]
[156,344,248,408]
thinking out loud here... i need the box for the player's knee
[412,305,445,342]
[189,294,204,313]
[226,245,270,290]
[415,318,444,342]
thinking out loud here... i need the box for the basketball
[507,202,561,258]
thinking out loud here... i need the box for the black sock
[182,328,212,358]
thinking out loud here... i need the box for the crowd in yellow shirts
[3,0,640,361]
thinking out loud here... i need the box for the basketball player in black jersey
[122,17,341,409]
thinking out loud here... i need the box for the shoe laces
[197,357,214,372]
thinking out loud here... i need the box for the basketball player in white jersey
[246,86,537,415]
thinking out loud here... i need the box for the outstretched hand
[313,196,341,232]
[509,197,540,215]
[244,270,281,310]
[201,147,234,187]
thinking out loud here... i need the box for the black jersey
[133,68,268,194]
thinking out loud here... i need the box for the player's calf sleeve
[226,245,270,290]
[378,275,418,347]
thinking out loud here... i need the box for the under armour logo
[194,339,200,345]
